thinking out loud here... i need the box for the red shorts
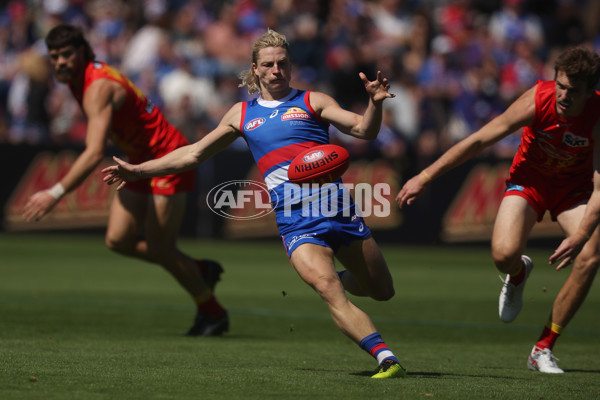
[126,169,195,195]
[504,167,591,222]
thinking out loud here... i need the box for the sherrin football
[288,144,350,184]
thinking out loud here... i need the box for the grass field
[1,232,599,399]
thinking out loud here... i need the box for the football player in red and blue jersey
[103,28,405,379]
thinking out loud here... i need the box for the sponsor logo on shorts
[505,183,524,192]
[287,233,317,250]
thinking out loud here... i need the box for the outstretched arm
[103,103,243,190]
[312,71,395,140]
[395,85,537,209]
[550,120,600,270]
[22,79,114,222]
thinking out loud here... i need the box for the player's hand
[101,156,141,191]
[549,232,588,270]
[395,175,428,209]
[22,190,58,222]
[359,71,395,103]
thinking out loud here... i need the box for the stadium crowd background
[1,0,600,177]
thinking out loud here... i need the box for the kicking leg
[334,236,394,301]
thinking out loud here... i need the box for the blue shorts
[278,210,371,258]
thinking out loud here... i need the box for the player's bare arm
[22,79,116,222]
[315,71,394,140]
[103,103,243,190]
[550,119,600,270]
[396,86,537,209]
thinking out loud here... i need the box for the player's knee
[574,253,600,278]
[105,237,122,253]
[105,235,132,255]
[371,285,395,301]
[492,248,521,274]
[313,275,344,300]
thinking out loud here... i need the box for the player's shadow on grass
[563,369,600,374]
[353,369,600,378]
[350,371,529,379]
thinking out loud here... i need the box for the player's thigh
[334,236,392,286]
[106,188,148,245]
[145,192,187,245]
[491,195,537,261]
[556,202,586,237]
[290,243,337,287]
[557,203,600,263]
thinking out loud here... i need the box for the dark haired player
[22,24,227,337]
[397,46,600,373]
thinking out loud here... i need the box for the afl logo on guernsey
[281,107,310,121]
[245,117,266,131]
[302,149,324,162]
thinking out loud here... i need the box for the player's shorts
[278,208,372,258]
[126,169,195,195]
[505,166,591,221]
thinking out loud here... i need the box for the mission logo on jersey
[281,107,310,121]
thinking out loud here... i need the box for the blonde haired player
[103,29,405,379]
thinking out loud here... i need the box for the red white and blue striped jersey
[240,89,334,212]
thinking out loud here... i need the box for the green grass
[1,233,599,399]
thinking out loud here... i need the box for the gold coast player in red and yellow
[397,47,600,373]
[22,24,227,336]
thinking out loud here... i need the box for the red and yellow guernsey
[69,61,189,163]
[511,80,600,180]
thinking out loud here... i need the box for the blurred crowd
[1,0,600,174]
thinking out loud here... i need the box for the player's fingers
[104,173,120,184]
[101,165,117,173]
[555,258,571,270]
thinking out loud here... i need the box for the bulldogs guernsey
[240,89,354,220]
